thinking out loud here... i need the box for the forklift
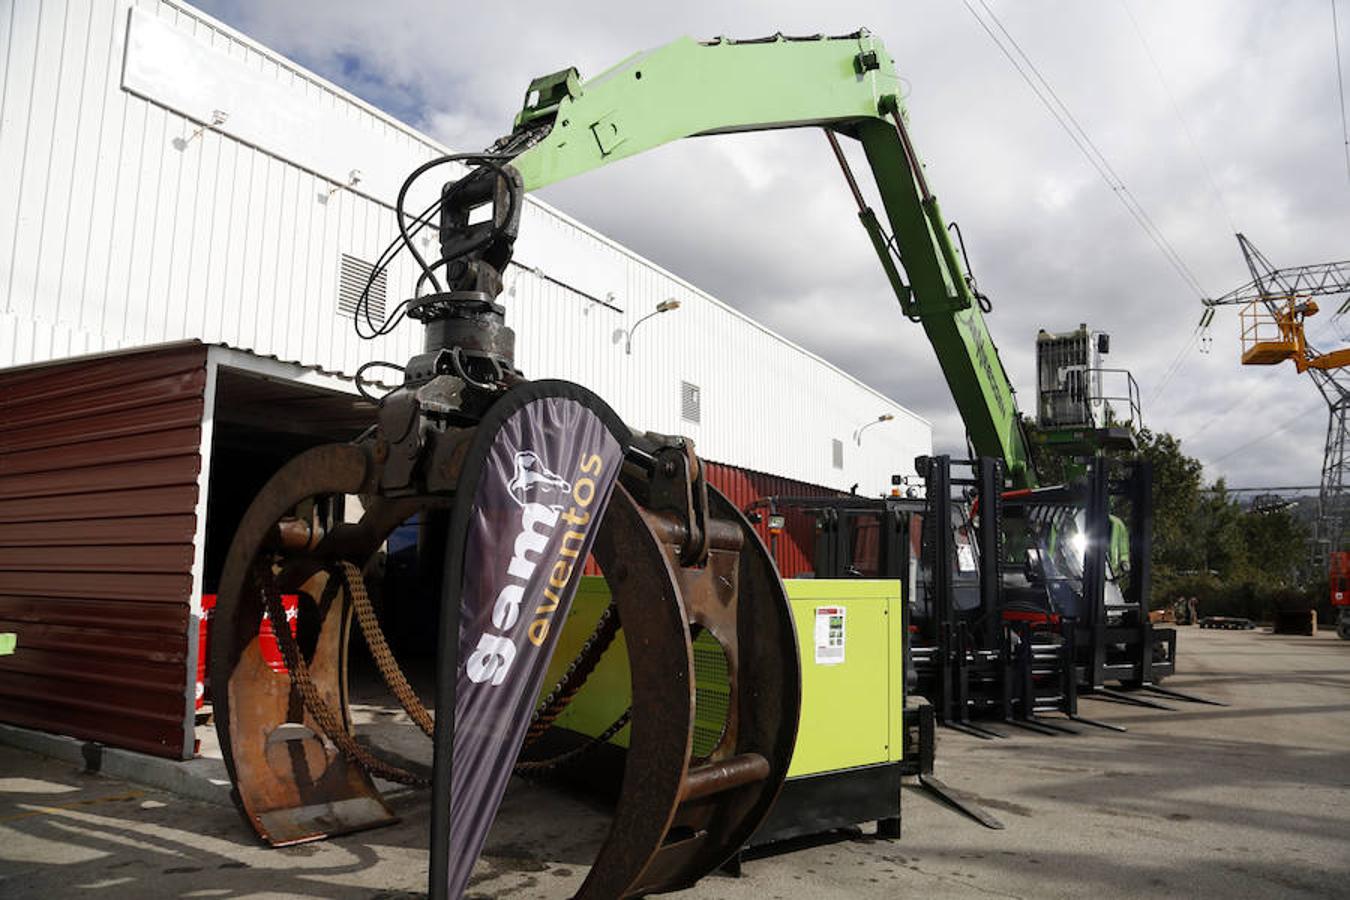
[774,456,1095,737]
[782,445,1214,728]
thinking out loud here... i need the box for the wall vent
[681,381,701,424]
[832,438,844,470]
[338,253,386,324]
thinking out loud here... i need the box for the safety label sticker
[957,543,977,572]
[814,606,846,665]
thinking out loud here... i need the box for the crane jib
[501,32,1035,485]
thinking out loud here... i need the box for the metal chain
[254,563,430,787]
[515,708,632,775]
[256,557,622,785]
[337,561,437,738]
[522,601,621,748]
[340,555,621,751]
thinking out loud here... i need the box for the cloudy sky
[199,0,1350,490]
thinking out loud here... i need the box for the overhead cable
[1183,311,1346,438]
[1201,485,1321,493]
[1207,398,1324,466]
[1148,322,1204,405]
[1121,0,1240,232]
[962,0,1209,301]
[1190,386,1265,439]
[1334,0,1350,183]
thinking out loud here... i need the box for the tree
[1021,420,1314,611]
[1194,481,1247,579]
[1134,428,1205,578]
[1238,501,1311,587]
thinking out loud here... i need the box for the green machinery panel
[540,576,905,779]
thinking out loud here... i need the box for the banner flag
[430,380,629,900]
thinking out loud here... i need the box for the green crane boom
[503,31,1036,487]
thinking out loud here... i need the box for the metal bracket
[590,111,628,156]
[377,375,467,494]
[647,439,711,567]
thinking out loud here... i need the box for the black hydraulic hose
[353,193,444,340]
[948,220,993,314]
[354,360,406,403]
[394,152,516,294]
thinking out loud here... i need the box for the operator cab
[1002,502,1130,624]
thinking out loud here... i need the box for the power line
[963,0,1210,302]
[1207,398,1324,466]
[1185,294,1350,434]
[1334,0,1350,183]
[1190,386,1261,439]
[1185,315,1343,435]
[1121,0,1240,233]
[1148,321,1204,405]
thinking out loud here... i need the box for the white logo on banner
[507,450,572,511]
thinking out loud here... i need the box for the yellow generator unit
[531,576,909,848]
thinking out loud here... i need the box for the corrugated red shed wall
[0,344,207,758]
[703,460,842,578]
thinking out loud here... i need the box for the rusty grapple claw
[210,391,801,897]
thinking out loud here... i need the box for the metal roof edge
[0,339,205,377]
[159,1,447,160]
[205,345,361,395]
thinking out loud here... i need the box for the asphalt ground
[1,627,1347,899]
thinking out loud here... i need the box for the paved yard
[1,628,1347,898]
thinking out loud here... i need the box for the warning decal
[957,543,977,573]
[814,606,846,666]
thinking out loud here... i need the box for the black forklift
[759,449,1216,735]
[799,456,1091,737]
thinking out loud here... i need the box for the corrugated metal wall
[0,344,207,758]
[0,0,931,496]
[703,460,841,578]
[506,228,934,495]
[0,0,431,380]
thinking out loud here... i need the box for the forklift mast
[469,32,1036,487]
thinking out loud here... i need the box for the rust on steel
[680,753,772,803]
[0,343,209,760]
[210,395,800,894]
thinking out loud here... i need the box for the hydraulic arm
[497,32,1035,486]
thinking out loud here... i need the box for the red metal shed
[0,343,856,762]
[0,343,209,758]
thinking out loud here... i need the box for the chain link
[255,562,430,787]
[256,556,622,786]
[515,707,632,775]
[523,601,621,748]
[338,561,437,738]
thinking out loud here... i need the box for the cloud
[197,0,1350,491]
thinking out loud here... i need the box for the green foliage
[1135,428,1205,576]
[1026,420,1317,618]
[1237,502,1311,585]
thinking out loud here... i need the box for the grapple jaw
[210,382,800,896]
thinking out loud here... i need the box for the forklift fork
[1138,684,1227,706]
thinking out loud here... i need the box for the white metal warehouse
[0,0,932,759]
